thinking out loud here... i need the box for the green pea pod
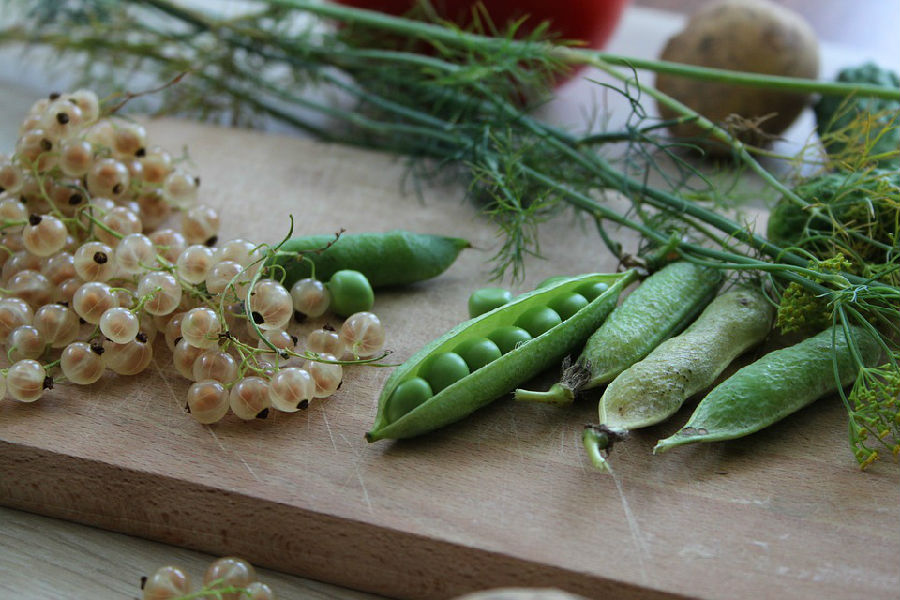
[515,261,723,406]
[599,287,775,432]
[366,271,637,442]
[653,324,881,454]
[271,230,470,288]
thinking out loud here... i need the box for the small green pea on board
[366,271,637,442]
[270,230,470,289]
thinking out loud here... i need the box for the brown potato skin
[654,0,819,156]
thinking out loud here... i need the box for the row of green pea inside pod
[366,272,636,442]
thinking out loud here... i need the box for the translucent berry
[186,380,230,424]
[0,296,34,338]
[340,311,385,358]
[307,354,342,398]
[114,232,156,275]
[192,349,238,384]
[7,269,54,307]
[6,359,47,402]
[22,214,68,257]
[181,204,219,246]
[305,327,344,356]
[111,120,147,157]
[180,307,221,349]
[138,271,182,316]
[142,564,191,600]
[162,169,199,208]
[248,279,293,331]
[269,367,314,412]
[72,281,117,324]
[7,325,46,361]
[102,337,153,375]
[99,307,140,344]
[33,303,80,348]
[94,206,142,246]
[60,341,105,385]
[73,241,116,282]
[148,229,187,264]
[173,338,205,380]
[174,245,215,285]
[290,278,330,318]
[229,377,271,420]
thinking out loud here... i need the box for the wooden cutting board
[1,118,897,600]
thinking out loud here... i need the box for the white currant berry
[191,349,238,384]
[22,214,68,257]
[142,565,191,600]
[174,245,215,285]
[186,380,230,424]
[54,277,84,305]
[256,328,296,354]
[114,232,156,275]
[305,327,344,356]
[32,303,80,348]
[0,296,34,338]
[203,556,257,599]
[94,206,142,246]
[229,377,271,420]
[0,157,25,195]
[137,271,182,316]
[73,241,116,281]
[6,359,48,402]
[136,188,172,231]
[181,204,219,246]
[7,325,46,361]
[269,367,314,413]
[172,338,205,380]
[60,341,105,385]
[290,278,330,318]
[7,269,54,307]
[68,89,100,124]
[111,120,147,157]
[180,307,221,349]
[148,229,186,263]
[72,281,117,324]
[58,138,95,177]
[0,196,27,223]
[1,250,42,282]
[340,311,385,358]
[83,119,114,149]
[86,157,129,201]
[102,338,153,375]
[99,307,140,344]
[41,98,84,139]
[161,169,199,208]
[140,146,173,184]
[307,354,342,398]
[40,252,75,285]
[216,238,262,268]
[16,129,57,172]
[248,278,293,331]
[205,260,247,297]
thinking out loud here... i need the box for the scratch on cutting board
[338,432,374,516]
[320,406,339,454]
[608,464,651,585]
[205,426,262,484]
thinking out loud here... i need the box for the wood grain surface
[1,117,898,600]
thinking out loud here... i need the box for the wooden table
[1,3,898,600]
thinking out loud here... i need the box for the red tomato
[334,0,630,50]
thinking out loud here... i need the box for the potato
[654,0,819,156]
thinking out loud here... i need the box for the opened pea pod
[366,271,637,442]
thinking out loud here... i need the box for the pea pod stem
[513,382,576,407]
[582,426,611,472]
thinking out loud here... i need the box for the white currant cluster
[143,556,274,600]
[0,89,387,423]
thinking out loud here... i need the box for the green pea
[488,325,533,354]
[468,287,513,318]
[326,269,374,317]
[547,292,589,321]
[514,306,562,338]
[385,377,433,423]
[272,230,470,288]
[453,337,502,371]
[421,352,470,393]
[575,281,610,301]
[535,276,569,289]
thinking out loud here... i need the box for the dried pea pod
[515,261,723,406]
[271,230,470,288]
[581,287,774,470]
[366,271,637,442]
[653,324,881,454]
